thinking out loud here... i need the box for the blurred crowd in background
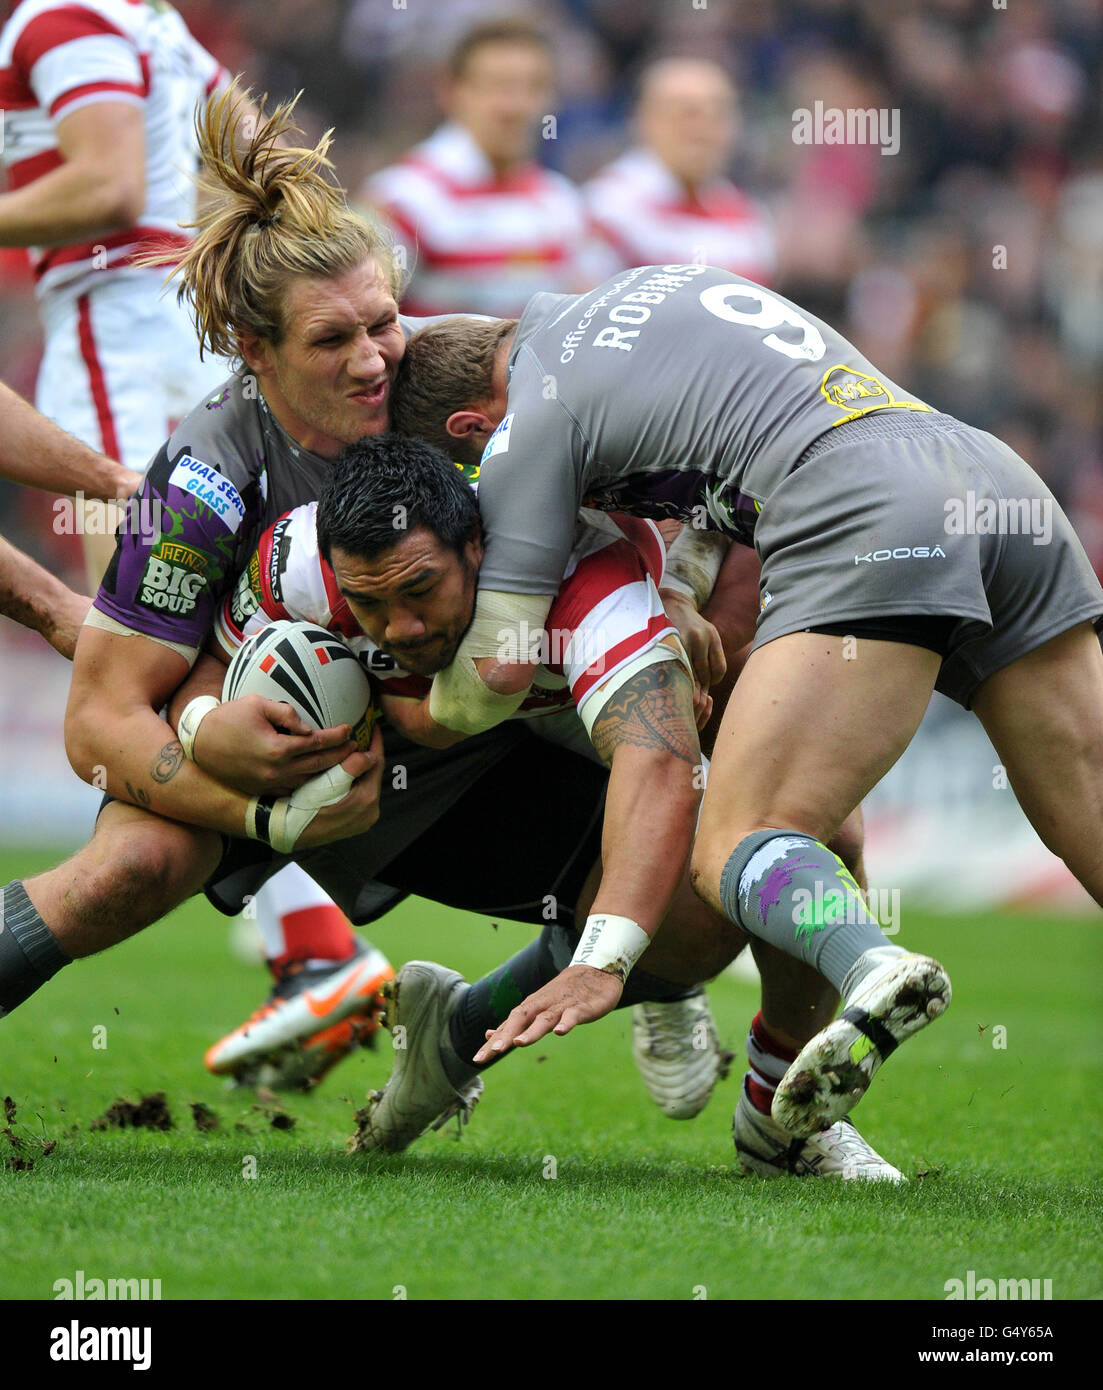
[3,0,1103,591]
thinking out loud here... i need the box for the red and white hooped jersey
[215,500,678,732]
[584,147,776,285]
[0,0,227,299]
[364,121,590,318]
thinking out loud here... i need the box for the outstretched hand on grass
[473,965,624,1062]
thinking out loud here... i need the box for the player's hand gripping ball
[224,619,378,807]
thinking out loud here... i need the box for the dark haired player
[208,435,905,1178]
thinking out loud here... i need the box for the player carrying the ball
[202,435,900,1176]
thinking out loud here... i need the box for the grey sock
[0,881,70,1017]
[718,830,904,995]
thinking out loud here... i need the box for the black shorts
[203,726,608,932]
[808,615,958,656]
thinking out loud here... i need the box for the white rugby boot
[348,960,482,1154]
[632,989,735,1119]
[773,952,951,1138]
[734,1078,904,1181]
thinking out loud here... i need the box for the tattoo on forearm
[590,662,697,767]
[124,780,151,809]
[150,741,184,784]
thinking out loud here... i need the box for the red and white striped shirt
[584,147,776,285]
[0,0,227,299]
[364,121,590,318]
[216,501,678,732]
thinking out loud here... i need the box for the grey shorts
[751,412,1103,707]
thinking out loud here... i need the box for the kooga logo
[855,546,947,564]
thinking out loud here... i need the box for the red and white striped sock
[745,1010,798,1115]
[253,865,359,977]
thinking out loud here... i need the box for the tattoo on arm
[124,780,151,809]
[150,740,184,784]
[589,661,698,767]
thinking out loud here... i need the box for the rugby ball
[223,620,376,749]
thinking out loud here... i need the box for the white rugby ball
[223,619,375,747]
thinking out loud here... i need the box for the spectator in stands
[363,16,590,317]
[584,57,775,282]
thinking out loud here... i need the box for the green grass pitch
[1,848,1100,1302]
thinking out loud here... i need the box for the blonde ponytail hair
[150,80,400,360]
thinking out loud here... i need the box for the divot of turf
[90,1092,173,1131]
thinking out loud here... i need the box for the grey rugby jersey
[475,264,933,595]
[93,316,435,657]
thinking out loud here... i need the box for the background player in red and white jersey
[0,0,233,580]
[362,16,589,318]
[582,57,776,644]
[584,58,776,283]
[0,23,365,1065]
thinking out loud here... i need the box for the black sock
[445,930,559,1082]
[0,881,70,1016]
[442,923,699,1084]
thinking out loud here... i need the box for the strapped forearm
[701,540,763,654]
[428,589,553,734]
[661,526,731,607]
[166,650,229,731]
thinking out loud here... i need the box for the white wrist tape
[246,764,356,854]
[178,695,221,762]
[570,914,650,983]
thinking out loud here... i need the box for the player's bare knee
[826,808,865,887]
[92,821,216,925]
[69,852,165,940]
[689,822,760,903]
[688,848,722,915]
